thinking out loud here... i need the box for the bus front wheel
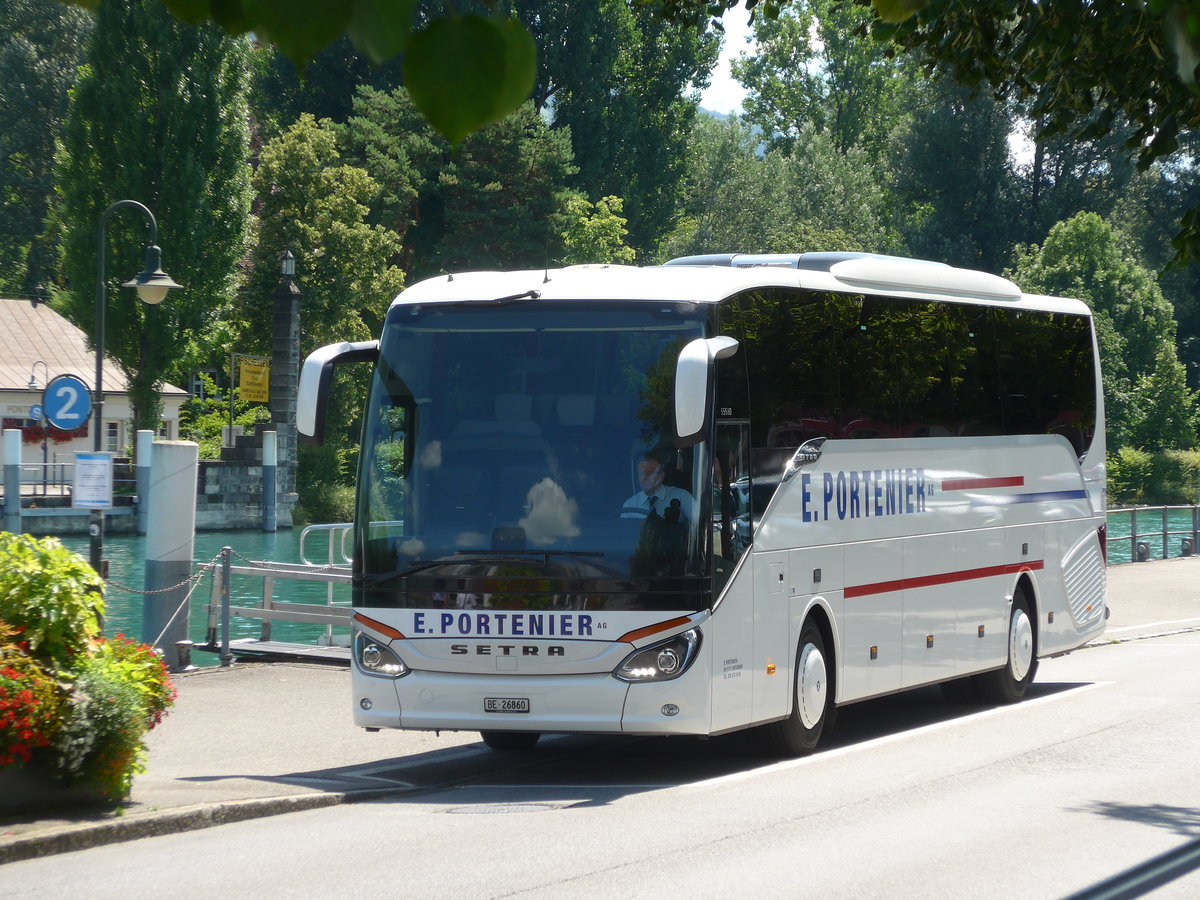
[975,586,1038,704]
[762,619,836,756]
[480,730,541,751]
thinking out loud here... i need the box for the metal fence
[1106,505,1200,564]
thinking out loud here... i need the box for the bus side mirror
[675,336,739,447]
[298,340,379,445]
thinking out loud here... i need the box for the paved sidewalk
[2,557,1198,864]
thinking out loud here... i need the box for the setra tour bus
[297,252,1108,754]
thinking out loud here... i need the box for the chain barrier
[148,555,228,651]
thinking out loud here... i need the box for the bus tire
[975,586,1038,704]
[762,619,835,756]
[480,730,541,751]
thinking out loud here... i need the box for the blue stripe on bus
[972,490,1089,507]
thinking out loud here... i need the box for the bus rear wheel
[480,730,541,751]
[975,586,1038,704]
[762,619,836,756]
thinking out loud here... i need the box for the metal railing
[203,530,353,665]
[1106,505,1200,564]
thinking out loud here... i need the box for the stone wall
[196,425,297,531]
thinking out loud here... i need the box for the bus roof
[392,254,1092,317]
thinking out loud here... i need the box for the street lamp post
[28,361,50,495]
[91,200,183,573]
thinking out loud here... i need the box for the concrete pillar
[135,429,154,535]
[270,263,301,515]
[142,441,198,662]
[3,429,21,534]
[262,429,277,533]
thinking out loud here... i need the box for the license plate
[484,697,530,714]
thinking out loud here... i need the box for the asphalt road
[6,629,1199,899]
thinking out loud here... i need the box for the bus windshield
[355,300,711,612]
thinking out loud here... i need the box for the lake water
[57,529,350,667]
[58,507,1199,666]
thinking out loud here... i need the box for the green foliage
[1008,213,1186,449]
[0,541,174,799]
[0,1,91,297]
[48,649,147,798]
[560,196,638,265]
[1108,447,1154,505]
[404,14,536,147]
[0,532,103,667]
[859,0,1200,265]
[179,373,271,459]
[68,1,538,145]
[53,0,253,431]
[1109,447,1200,505]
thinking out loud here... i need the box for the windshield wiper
[454,289,541,307]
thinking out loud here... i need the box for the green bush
[1107,448,1152,505]
[1108,448,1200,505]
[0,533,175,800]
[0,533,103,667]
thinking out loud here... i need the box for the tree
[0,1,90,297]
[857,0,1200,264]
[733,0,918,158]
[1008,212,1184,448]
[889,78,1018,271]
[54,0,253,432]
[340,89,577,281]
[1127,345,1200,451]
[246,112,405,507]
[560,196,638,265]
[532,0,719,257]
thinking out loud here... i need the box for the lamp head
[280,250,296,278]
[123,244,182,305]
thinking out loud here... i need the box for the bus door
[708,420,755,731]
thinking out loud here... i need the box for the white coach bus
[298,252,1108,754]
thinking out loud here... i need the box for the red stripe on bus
[941,475,1025,491]
[845,561,1044,599]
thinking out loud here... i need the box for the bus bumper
[352,667,712,736]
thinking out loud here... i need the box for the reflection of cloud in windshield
[420,440,442,469]
[456,531,487,548]
[519,478,580,546]
[399,538,426,557]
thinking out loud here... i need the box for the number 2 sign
[43,374,92,431]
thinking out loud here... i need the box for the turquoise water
[61,507,1198,664]
[57,529,350,667]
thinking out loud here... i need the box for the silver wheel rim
[797,642,827,730]
[1009,608,1034,681]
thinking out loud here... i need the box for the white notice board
[73,451,114,510]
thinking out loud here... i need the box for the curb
[0,792,346,866]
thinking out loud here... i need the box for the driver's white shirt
[620,485,695,523]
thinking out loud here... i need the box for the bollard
[3,429,21,535]
[143,441,199,655]
[1136,541,1150,562]
[174,639,196,672]
[135,429,154,536]
[262,429,277,533]
[220,546,233,667]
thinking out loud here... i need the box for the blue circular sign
[42,374,92,431]
[29,404,43,422]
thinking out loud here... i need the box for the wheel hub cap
[798,643,827,729]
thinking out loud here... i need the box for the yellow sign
[239,356,270,403]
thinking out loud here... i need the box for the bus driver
[621,450,696,524]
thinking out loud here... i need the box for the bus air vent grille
[1062,537,1106,626]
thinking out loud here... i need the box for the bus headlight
[614,628,702,683]
[354,632,410,678]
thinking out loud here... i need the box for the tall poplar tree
[54,0,252,433]
[0,1,90,297]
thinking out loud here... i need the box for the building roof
[0,297,186,395]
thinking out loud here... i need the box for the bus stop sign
[42,374,92,431]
